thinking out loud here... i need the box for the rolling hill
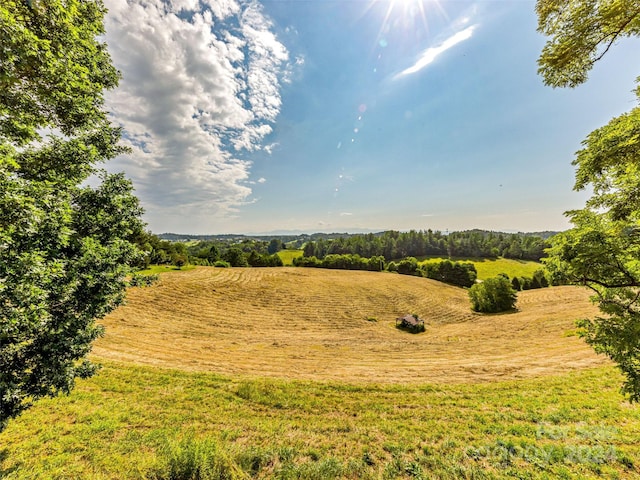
[95,267,606,384]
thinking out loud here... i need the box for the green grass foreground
[420,257,542,281]
[1,363,639,479]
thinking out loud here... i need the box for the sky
[101,0,640,235]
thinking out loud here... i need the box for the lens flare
[377,0,447,43]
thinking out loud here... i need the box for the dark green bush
[468,276,517,313]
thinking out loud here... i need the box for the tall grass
[147,436,246,480]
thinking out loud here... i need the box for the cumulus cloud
[103,0,289,231]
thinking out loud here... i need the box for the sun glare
[387,0,446,31]
[371,0,448,53]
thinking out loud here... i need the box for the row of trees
[293,254,386,271]
[137,229,549,270]
[293,254,478,289]
[302,230,549,261]
[131,232,285,268]
[386,257,478,288]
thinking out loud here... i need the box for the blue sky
[103,0,640,234]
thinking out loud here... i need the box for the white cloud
[395,25,476,78]
[257,177,267,183]
[340,212,353,217]
[103,0,289,231]
[263,142,278,155]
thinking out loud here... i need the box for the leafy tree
[267,238,283,254]
[533,268,549,288]
[468,277,517,313]
[1,0,144,430]
[537,0,640,400]
[206,245,220,263]
[537,0,640,88]
[223,247,248,267]
[545,211,640,400]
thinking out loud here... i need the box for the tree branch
[589,8,640,66]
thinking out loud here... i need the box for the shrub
[214,260,231,268]
[128,273,159,287]
[396,257,419,275]
[468,276,517,313]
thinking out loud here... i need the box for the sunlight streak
[395,25,476,78]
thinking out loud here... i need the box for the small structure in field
[396,314,425,333]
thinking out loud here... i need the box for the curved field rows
[93,267,607,383]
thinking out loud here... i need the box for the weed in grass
[235,447,275,476]
[0,449,20,478]
[146,435,246,480]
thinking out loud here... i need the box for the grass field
[420,257,542,280]
[1,364,639,479]
[276,249,303,266]
[2,267,639,479]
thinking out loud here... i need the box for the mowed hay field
[94,267,606,384]
[4,267,640,480]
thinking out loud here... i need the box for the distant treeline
[133,231,555,290]
[302,229,549,262]
[158,231,360,249]
[135,229,552,271]
[133,231,286,268]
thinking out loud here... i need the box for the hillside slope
[94,267,606,383]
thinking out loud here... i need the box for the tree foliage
[0,0,144,430]
[544,210,640,400]
[537,0,640,88]
[293,254,385,272]
[537,0,640,400]
[420,260,478,288]
[302,230,548,262]
[468,277,517,314]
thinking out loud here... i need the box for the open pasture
[94,267,605,384]
[276,249,303,265]
[419,257,542,280]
